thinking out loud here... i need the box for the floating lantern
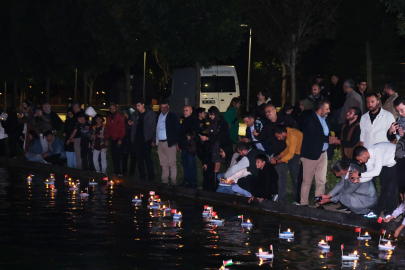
[132,194,143,203]
[79,187,89,197]
[173,211,182,220]
[202,206,213,217]
[318,239,330,249]
[241,218,253,228]
[255,245,274,259]
[107,180,114,186]
[209,215,224,226]
[89,179,98,186]
[27,174,33,181]
[148,201,160,209]
[49,174,55,181]
[50,184,57,193]
[69,184,79,191]
[44,179,54,185]
[64,175,70,183]
[279,226,294,238]
[379,235,395,250]
[355,227,371,240]
[341,244,359,260]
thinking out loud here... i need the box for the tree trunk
[13,80,17,108]
[282,62,287,106]
[125,67,131,106]
[366,40,373,92]
[46,76,50,103]
[83,70,88,106]
[290,49,297,106]
[89,83,94,107]
[195,62,201,108]
[88,71,97,107]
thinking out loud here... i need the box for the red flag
[149,191,155,195]
[270,245,273,251]
[377,217,383,223]
[103,177,108,181]
[50,184,55,189]
[355,227,361,233]
[171,209,177,214]
[155,195,159,199]
[212,211,217,217]
[382,229,386,235]
[204,205,209,210]
[65,174,68,178]
[326,236,333,241]
[341,244,344,250]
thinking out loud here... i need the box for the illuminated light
[29,86,32,88]
[365,232,369,235]
[287,228,291,232]
[247,219,250,223]
[41,92,44,94]
[96,92,99,94]
[320,239,325,243]
[103,103,106,105]
[204,84,208,87]
[259,248,263,252]
[354,251,358,255]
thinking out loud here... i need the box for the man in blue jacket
[300,99,332,208]
[155,99,180,185]
[43,130,66,165]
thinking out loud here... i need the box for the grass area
[6,123,366,205]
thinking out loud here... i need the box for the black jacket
[294,109,313,132]
[48,111,63,132]
[178,114,200,150]
[254,113,298,156]
[63,117,77,152]
[330,81,346,109]
[208,117,232,153]
[301,112,332,160]
[158,111,180,148]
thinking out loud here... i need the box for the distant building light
[41,92,44,94]
[103,103,106,105]
[96,92,99,94]
[29,86,32,88]
[102,91,105,94]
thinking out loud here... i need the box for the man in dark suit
[300,99,332,207]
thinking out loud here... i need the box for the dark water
[0,168,404,270]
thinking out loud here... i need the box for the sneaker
[340,209,351,214]
[336,205,348,211]
[364,211,377,218]
[385,215,392,219]
[272,194,279,202]
[292,201,300,206]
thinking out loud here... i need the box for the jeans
[80,141,92,171]
[372,165,398,215]
[74,138,82,169]
[135,140,155,180]
[26,153,46,163]
[111,139,123,175]
[93,149,107,173]
[275,153,300,203]
[181,151,197,185]
[66,151,77,168]
[232,184,252,197]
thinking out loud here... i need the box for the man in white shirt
[350,143,398,218]
[360,92,395,148]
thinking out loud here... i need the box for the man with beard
[355,78,367,113]
[359,93,395,148]
[308,83,324,105]
[382,81,399,119]
[330,107,362,162]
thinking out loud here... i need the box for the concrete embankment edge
[1,156,403,237]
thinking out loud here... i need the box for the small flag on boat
[50,184,55,189]
[355,227,361,233]
[270,245,273,250]
[103,177,108,181]
[204,205,209,209]
[223,259,232,266]
[377,217,383,223]
[212,211,217,217]
[382,229,386,235]
[206,206,212,210]
[171,209,177,214]
[149,191,155,195]
[341,244,344,250]
[326,236,333,241]
[238,215,243,219]
[65,174,68,178]
[155,195,159,199]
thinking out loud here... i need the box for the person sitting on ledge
[42,130,66,165]
[318,160,377,214]
[25,130,47,163]
[248,154,278,203]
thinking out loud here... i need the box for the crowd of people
[0,75,404,237]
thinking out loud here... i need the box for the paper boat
[279,230,294,238]
[255,248,274,259]
[318,240,330,249]
[342,253,359,260]
[378,242,395,250]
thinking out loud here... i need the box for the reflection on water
[0,168,404,269]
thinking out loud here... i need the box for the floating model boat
[69,184,79,191]
[173,211,182,221]
[27,174,33,181]
[208,215,224,226]
[279,226,294,238]
[44,179,54,185]
[379,241,395,250]
[357,231,371,240]
[318,239,330,249]
[89,179,98,186]
[148,202,160,209]
[255,246,274,259]
[341,244,359,260]
[132,194,143,203]
[79,188,89,197]
[107,180,114,186]
[49,174,55,181]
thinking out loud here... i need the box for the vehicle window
[217,76,236,92]
[201,77,217,93]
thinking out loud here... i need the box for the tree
[382,0,405,36]
[244,0,341,105]
[140,0,244,107]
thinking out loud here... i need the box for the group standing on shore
[0,75,404,237]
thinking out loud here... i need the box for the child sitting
[384,188,405,237]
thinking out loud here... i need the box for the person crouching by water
[317,160,377,214]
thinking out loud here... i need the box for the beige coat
[382,92,399,119]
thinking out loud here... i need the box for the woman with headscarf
[43,103,63,134]
[294,98,314,132]
[255,90,272,120]
[223,97,241,144]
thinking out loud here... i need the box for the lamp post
[247,27,252,111]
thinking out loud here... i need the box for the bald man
[178,105,201,188]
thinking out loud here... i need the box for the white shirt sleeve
[224,157,249,178]
[359,149,384,182]
[391,203,405,226]
[359,116,365,143]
